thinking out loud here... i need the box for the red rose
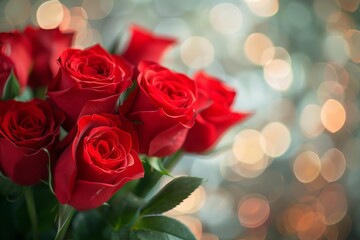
[0,31,32,90]
[53,114,144,211]
[124,61,197,157]
[0,53,15,95]
[48,44,133,130]
[183,72,250,153]
[0,99,64,185]
[24,27,74,88]
[122,25,175,65]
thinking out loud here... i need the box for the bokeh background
[1,0,360,239]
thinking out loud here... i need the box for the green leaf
[55,204,75,240]
[146,157,172,176]
[2,70,20,100]
[133,215,196,240]
[118,80,137,107]
[102,193,144,230]
[131,230,184,240]
[72,210,112,240]
[140,176,203,215]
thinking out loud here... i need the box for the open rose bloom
[0,24,249,239]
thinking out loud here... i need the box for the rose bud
[183,71,250,153]
[0,99,64,185]
[0,31,32,92]
[122,25,175,66]
[123,61,197,157]
[24,27,74,88]
[53,114,144,211]
[47,44,133,130]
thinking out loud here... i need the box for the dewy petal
[122,25,176,65]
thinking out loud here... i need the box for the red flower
[124,61,197,157]
[0,53,15,94]
[0,99,64,185]
[183,72,250,153]
[0,31,32,90]
[24,27,74,88]
[53,114,144,211]
[122,25,175,65]
[48,44,133,130]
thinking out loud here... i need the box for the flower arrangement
[0,25,249,240]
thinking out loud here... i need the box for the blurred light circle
[320,148,346,182]
[338,0,360,12]
[318,183,347,225]
[314,0,341,21]
[345,29,360,63]
[317,81,345,104]
[264,59,293,91]
[296,211,326,240]
[180,36,214,68]
[323,33,350,64]
[300,104,324,138]
[209,3,243,34]
[82,0,113,19]
[343,138,360,171]
[320,99,346,133]
[175,216,202,240]
[233,129,265,164]
[293,151,321,183]
[244,33,274,65]
[5,0,31,26]
[172,186,206,214]
[261,122,291,158]
[36,0,64,29]
[237,194,270,228]
[245,0,279,17]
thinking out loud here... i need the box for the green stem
[23,187,39,240]
[134,151,184,198]
[54,204,75,240]
[32,87,47,100]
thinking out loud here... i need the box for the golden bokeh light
[320,148,346,182]
[245,0,279,17]
[209,3,243,34]
[181,36,215,68]
[233,130,265,165]
[175,216,202,240]
[293,151,321,183]
[296,211,326,240]
[232,130,271,178]
[244,33,274,65]
[170,186,206,214]
[36,0,64,29]
[300,104,324,138]
[321,99,346,133]
[260,122,291,158]
[237,194,270,228]
[264,59,293,91]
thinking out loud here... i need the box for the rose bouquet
[0,25,249,240]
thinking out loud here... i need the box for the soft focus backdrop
[1,0,360,239]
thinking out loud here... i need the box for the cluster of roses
[0,25,248,211]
